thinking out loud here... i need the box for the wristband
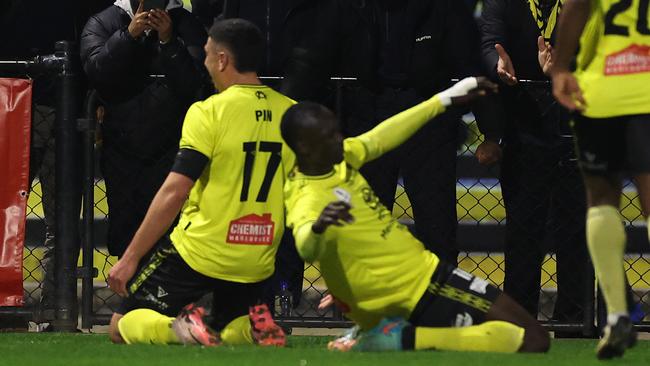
[437,77,479,106]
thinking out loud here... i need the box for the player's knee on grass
[109,313,125,344]
[486,293,549,353]
[520,322,550,353]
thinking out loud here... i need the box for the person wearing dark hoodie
[80,0,209,258]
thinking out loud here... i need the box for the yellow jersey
[170,85,295,283]
[285,96,446,329]
[576,0,650,117]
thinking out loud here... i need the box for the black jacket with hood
[80,0,208,255]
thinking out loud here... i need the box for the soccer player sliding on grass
[281,77,550,353]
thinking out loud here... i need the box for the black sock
[401,325,415,350]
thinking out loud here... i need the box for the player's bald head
[281,102,337,152]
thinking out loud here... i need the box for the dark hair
[281,102,336,150]
[208,18,263,73]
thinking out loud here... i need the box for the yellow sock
[414,321,524,353]
[587,206,628,316]
[220,315,254,345]
[117,309,179,345]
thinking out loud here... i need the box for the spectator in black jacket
[477,0,590,331]
[80,0,209,257]
[282,0,487,265]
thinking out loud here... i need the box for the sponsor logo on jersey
[227,213,275,245]
[333,187,351,204]
[604,44,650,76]
[415,35,432,42]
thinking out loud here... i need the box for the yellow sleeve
[286,187,326,262]
[179,101,217,158]
[343,95,446,169]
[293,223,325,263]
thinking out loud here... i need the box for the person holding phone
[80,0,210,259]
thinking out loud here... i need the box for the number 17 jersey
[576,0,650,117]
[170,85,296,283]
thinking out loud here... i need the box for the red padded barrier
[0,78,32,306]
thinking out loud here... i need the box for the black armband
[171,148,209,181]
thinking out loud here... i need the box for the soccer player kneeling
[282,77,550,353]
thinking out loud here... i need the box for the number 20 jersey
[576,0,650,118]
[170,85,296,283]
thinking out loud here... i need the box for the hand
[312,201,354,234]
[328,324,360,352]
[448,76,499,106]
[318,294,335,310]
[551,70,586,111]
[127,1,151,39]
[495,43,517,85]
[318,293,351,313]
[537,36,554,76]
[148,9,173,43]
[475,140,502,165]
[107,257,138,297]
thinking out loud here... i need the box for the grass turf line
[1,334,650,366]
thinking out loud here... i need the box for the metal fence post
[52,41,81,332]
[583,261,597,337]
[78,91,99,329]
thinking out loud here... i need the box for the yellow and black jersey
[285,96,446,329]
[576,0,650,117]
[170,85,295,283]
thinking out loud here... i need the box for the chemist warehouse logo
[604,44,650,76]
[227,213,275,245]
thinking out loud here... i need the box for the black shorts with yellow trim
[572,113,650,176]
[408,262,500,327]
[116,235,268,330]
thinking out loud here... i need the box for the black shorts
[408,262,500,327]
[572,114,650,176]
[117,236,268,330]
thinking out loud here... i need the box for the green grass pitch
[1,333,649,366]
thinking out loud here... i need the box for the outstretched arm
[349,77,497,167]
[551,0,592,111]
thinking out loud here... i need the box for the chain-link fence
[24,102,57,318]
